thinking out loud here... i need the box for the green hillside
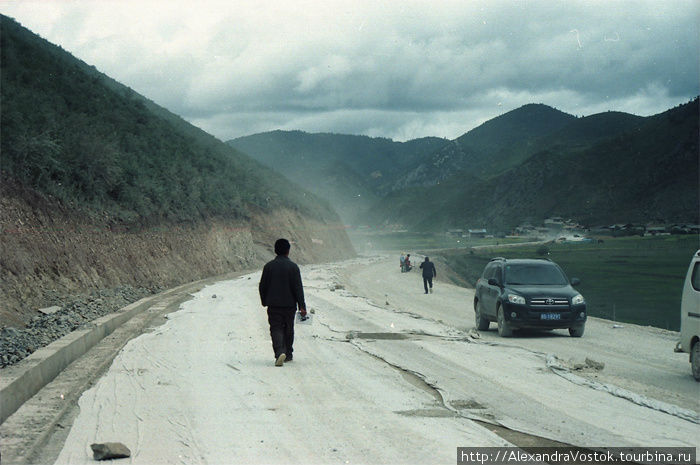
[0,15,333,225]
[365,98,699,231]
[451,103,577,179]
[225,96,697,232]
[396,105,652,189]
[482,98,699,227]
[539,111,645,151]
[393,104,577,188]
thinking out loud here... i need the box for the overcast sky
[2,0,698,141]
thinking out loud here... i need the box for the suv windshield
[504,264,568,285]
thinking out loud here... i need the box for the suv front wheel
[569,325,585,338]
[475,300,490,330]
[497,306,513,337]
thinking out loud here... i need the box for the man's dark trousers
[267,306,295,359]
[423,276,433,293]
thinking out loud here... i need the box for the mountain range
[230,99,699,231]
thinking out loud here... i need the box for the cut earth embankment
[0,183,354,328]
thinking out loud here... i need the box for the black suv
[474,258,586,337]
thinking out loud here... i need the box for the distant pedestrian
[400,253,406,272]
[420,256,437,294]
[404,254,413,272]
[259,238,307,366]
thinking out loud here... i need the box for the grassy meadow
[436,235,699,331]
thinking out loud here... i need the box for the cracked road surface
[53,256,699,464]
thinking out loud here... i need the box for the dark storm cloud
[2,0,697,141]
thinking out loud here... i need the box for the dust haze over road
[54,255,698,464]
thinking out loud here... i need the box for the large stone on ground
[90,442,131,461]
[38,306,61,315]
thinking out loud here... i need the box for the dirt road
[51,255,698,464]
[343,255,700,412]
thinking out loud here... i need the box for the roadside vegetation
[436,235,699,331]
[0,16,334,226]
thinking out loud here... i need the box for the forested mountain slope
[230,100,686,232]
[0,16,354,326]
[364,99,699,231]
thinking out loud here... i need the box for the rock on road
[54,255,699,464]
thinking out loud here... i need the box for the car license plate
[541,313,561,320]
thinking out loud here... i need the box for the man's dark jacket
[259,255,306,309]
[420,260,436,278]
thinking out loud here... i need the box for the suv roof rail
[490,257,506,262]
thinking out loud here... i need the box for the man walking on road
[259,238,307,366]
[420,256,437,294]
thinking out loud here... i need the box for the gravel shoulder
[0,286,156,368]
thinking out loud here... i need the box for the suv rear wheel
[569,325,585,338]
[475,300,490,330]
[497,306,513,337]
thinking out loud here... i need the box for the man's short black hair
[274,238,291,255]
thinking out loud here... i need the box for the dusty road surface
[52,255,698,464]
[343,255,700,413]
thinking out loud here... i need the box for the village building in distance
[447,217,700,242]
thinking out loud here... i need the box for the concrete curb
[0,293,159,424]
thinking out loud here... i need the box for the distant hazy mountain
[228,100,690,230]
[365,98,699,231]
[228,131,447,223]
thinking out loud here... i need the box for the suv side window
[492,264,502,284]
[483,263,501,284]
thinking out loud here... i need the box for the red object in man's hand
[299,307,307,317]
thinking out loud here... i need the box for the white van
[678,249,700,381]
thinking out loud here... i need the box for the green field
[436,235,699,331]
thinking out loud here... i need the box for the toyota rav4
[474,257,587,337]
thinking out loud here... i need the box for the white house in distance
[544,217,564,229]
